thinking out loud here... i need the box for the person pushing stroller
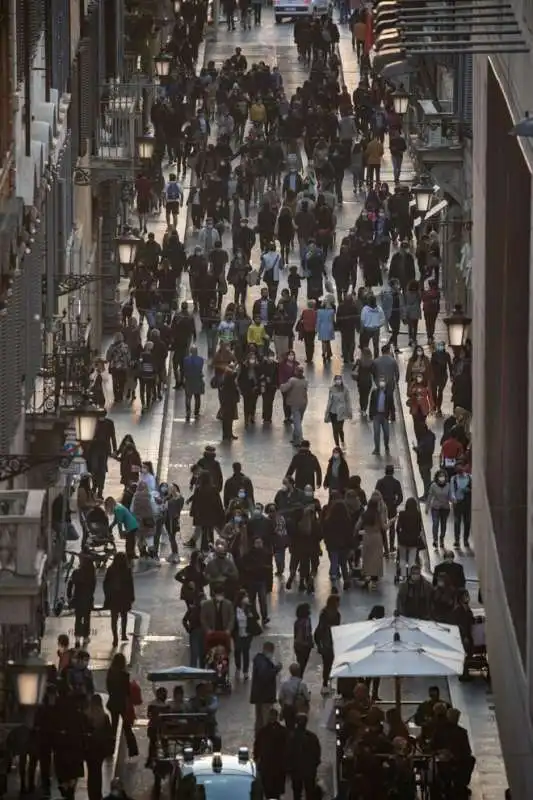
[200,585,234,693]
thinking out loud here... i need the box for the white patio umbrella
[332,615,465,657]
[331,635,465,711]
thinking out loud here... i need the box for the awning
[380,59,418,80]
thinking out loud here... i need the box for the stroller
[204,632,232,694]
[81,507,117,568]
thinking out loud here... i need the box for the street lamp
[114,235,141,266]
[8,646,49,707]
[154,53,172,78]
[444,304,472,348]
[60,405,105,441]
[391,86,409,115]
[136,135,155,161]
[411,176,435,214]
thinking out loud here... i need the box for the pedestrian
[352,346,374,416]
[103,552,135,648]
[396,498,424,578]
[232,590,261,680]
[88,411,117,499]
[105,653,139,757]
[396,564,433,619]
[403,280,422,347]
[369,376,394,456]
[105,333,130,403]
[324,375,352,447]
[250,641,282,732]
[183,345,205,421]
[426,468,452,549]
[286,714,321,800]
[175,550,207,606]
[357,496,388,590]
[218,364,240,442]
[372,343,399,420]
[131,481,158,558]
[359,294,385,358]
[278,663,310,731]
[296,301,317,363]
[293,603,314,677]
[105,497,139,561]
[314,594,341,694]
[285,440,322,491]
[316,300,335,362]
[182,590,205,668]
[322,498,353,587]
[451,460,472,548]
[280,365,309,447]
[66,554,96,648]
[164,483,184,563]
[253,708,288,800]
[430,341,452,416]
[189,471,225,552]
[422,279,441,344]
[413,422,436,500]
[323,447,350,496]
[375,464,403,552]
[84,694,114,800]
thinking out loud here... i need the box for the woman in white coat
[324,375,353,447]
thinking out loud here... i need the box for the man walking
[280,366,309,448]
[183,345,205,421]
[369,377,394,456]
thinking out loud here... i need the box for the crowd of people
[32,1,484,798]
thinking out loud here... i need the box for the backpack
[166,182,181,201]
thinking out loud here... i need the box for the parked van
[274,0,332,23]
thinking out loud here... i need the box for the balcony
[88,83,144,181]
[406,99,465,165]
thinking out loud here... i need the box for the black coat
[250,652,280,704]
[286,451,322,490]
[286,728,321,778]
[103,562,135,612]
[324,457,350,493]
[195,455,223,493]
[369,387,395,419]
[396,510,422,549]
[254,722,288,796]
[375,474,403,518]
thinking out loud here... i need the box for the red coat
[408,386,433,418]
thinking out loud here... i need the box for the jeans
[391,153,403,183]
[249,581,268,621]
[419,464,432,498]
[185,392,201,417]
[321,647,334,686]
[303,331,315,362]
[328,549,349,581]
[189,627,204,667]
[431,507,450,543]
[425,312,438,341]
[453,500,471,545]
[234,635,252,673]
[140,378,156,407]
[294,644,312,676]
[111,369,126,402]
[292,407,306,445]
[366,164,381,185]
[372,414,390,452]
[407,319,419,343]
[360,326,380,357]
[433,379,447,412]
[110,610,127,643]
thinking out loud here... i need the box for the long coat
[360,523,385,578]
[316,307,336,341]
[183,355,205,395]
[103,562,135,613]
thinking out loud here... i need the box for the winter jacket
[250,652,281,704]
[280,376,308,410]
[396,510,423,549]
[286,451,322,490]
[324,386,352,422]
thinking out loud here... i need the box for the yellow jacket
[247,323,267,345]
[250,103,266,123]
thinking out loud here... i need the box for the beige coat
[361,524,385,578]
[365,139,384,166]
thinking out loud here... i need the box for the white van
[274,0,332,23]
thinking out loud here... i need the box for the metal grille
[57,137,73,269]
[79,4,99,157]
[100,180,121,334]
[16,0,45,87]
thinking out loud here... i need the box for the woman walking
[426,469,451,549]
[314,594,341,694]
[352,347,373,416]
[84,694,114,800]
[131,481,158,558]
[324,375,352,447]
[396,498,424,579]
[357,496,388,590]
[67,554,96,648]
[103,553,135,648]
[233,590,261,680]
[106,653,139,757]
[293,603,314,676]
[316,300,336,362]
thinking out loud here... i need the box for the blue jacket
[316,307,335,341]
[183,355,205,395]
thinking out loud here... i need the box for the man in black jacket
[195,445,223,493]
[433,551,466,590]
[88,411,117,498]
[223,462,255,508]
[250,641,282,732]
[286,441,322,490]
[286,714,321,800]
[413,422,436,500]
[170,302,196,388]
[375,464,403,551]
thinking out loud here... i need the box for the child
[288,265,301,301]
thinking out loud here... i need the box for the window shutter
[68,56,81,160]
[16,0,45,87]
[462,54,473,129]
[78,37,92,157]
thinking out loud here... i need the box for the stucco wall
[472,38,533,798]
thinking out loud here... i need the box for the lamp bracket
[0,454,74,483]
[47,274,106,297]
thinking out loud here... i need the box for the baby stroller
[81,507,117,568]
[204,632,232,694]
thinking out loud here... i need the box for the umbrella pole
[394,676,402,713]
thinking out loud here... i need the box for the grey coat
[403,290,422,321]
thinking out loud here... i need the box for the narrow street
[119,13,456,800]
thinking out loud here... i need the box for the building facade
[472,1,533,796]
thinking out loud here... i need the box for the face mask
[437,479,446,486]
[304,490,313,498]
[288,355,295,362]
[249,359,257,366]
[253,507,263,517]
[234,515,242,524]
[416,351,423,358]
[379,383,386,390]
[334,379,342,387]
[437,343,445,351]
[333,453,341,460]
[238,490,246,499]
